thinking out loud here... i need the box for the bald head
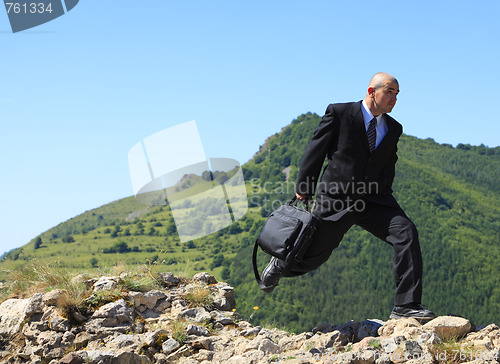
[364,72,399,116]
[368,72,398,91]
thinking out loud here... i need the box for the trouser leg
[357,203,423,306]
[281,212,356,277]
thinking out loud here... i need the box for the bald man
[260,73,436,321]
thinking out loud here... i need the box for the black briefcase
[253,197,319,288]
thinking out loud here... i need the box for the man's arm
[295,104,338,199]
[383,122,403,192]
[385,144,398,188]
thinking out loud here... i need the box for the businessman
[261,72,436,321]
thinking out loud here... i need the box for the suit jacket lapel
[372,115,398,155]
[349,101,370,151]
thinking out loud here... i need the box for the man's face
[371,81,399,115]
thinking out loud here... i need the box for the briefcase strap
[252,241,268,290]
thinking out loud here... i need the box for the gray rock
[0,298,32,336]
[378,318,422,337]
[189,337,212,350]
[258,338,281,354]
[211,311,234,325]
[243,336,265,352]
[212,283,236,311]
[48,315,70,332]
[110,351,150,363]
[25,293,44,316]
[242,349,266,361]
[358,320,384,340]
[143,329,168,346]
[186,324,210,336]
[18,343,39,359]
[403,340,423,359]
[42,289,65,306]
[36,330,63,350]
[93,276,119,291]
[178,307,212,323]
[62,331,76,344]
[417,331,442,346]
[91,299,134,326]
[162,338,181,354]
[106,334,142,351]
[71,273,91,285]
[192,348,213,361]
[423,315,472,339]
[241,326,262,337]
[226,355,254,364]
[22,320,49,339]
[74,331,91,348]
[166,345,191,361]
[381,337,398,354]
[158,272,180,286]
[76,349,114,363]
[153,353,169,364]
[278,332,310,351]
[301,330,346,352]
[154,298,172,312]
[59,352,84,364]
[129,290,166,310]
[192,272,217,285]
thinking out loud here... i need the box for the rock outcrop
[0,271,498,364]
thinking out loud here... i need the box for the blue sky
[1,0,499,255]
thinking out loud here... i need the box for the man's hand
[295,193,312,202]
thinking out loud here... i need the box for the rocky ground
[0,271,499,364]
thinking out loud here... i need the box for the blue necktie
[367,118,377,153]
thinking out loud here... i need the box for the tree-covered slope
[231,113,500,332]
[1,112,498,333]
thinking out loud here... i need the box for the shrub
[62,236,75,243]
[33,237,42,250]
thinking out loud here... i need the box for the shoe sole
[389,313,436,323]
[261,286,276,294]
[260,259,280,293]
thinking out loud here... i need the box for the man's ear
[368,87,375,96]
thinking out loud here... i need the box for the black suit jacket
[296,101,403,219]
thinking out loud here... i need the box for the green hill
[1,112,499,333]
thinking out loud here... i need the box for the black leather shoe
[260,257,282,293]
[390,303,436,322]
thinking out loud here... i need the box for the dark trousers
[281,200,423,306]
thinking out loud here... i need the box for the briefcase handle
[288,195,313,212]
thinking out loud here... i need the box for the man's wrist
[295,193,312,201]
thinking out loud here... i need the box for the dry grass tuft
[182,284,213,310]
[169,318,188,345]
[3,261,76,299]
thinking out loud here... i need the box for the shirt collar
[361,100,383,127]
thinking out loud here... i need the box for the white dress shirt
[361,100,388,149]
